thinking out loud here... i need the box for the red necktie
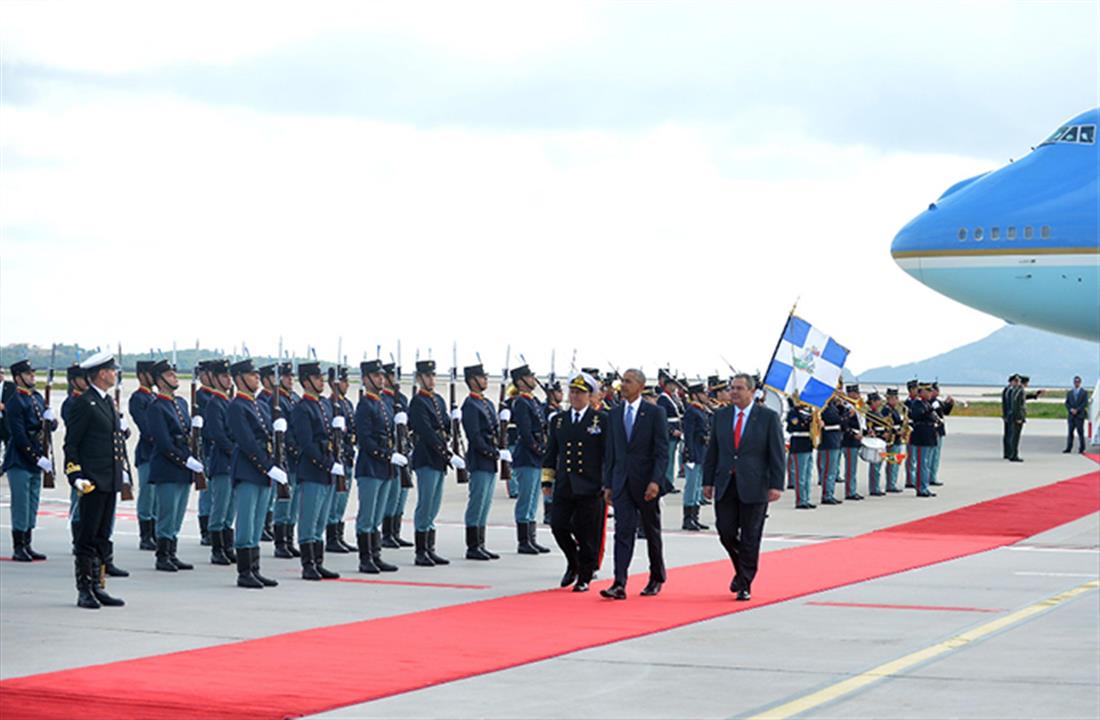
[734,410,744,450]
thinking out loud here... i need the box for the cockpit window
[1062,127,1079,143]
[1040,124,1096,146]
[1081,125,1096,144]
[1042,126,1068,145]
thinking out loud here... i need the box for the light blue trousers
[913,445,934,494]
[842,447,860,497]
[465,470,496,527]
[297,481,334,544]
[788,452,813,506]
[506,444,518,496]
[136,462,157,521]
[7,468,41,532]
[513,466,541,523]
[930,436,944,485]
[885,444,903,491]
[905,444,916,487]
[413,467,445,532]
[356,476,394,534]
[328,488,350,524]
[208,473,236,532]
[684,463,703,508]
[817,449,841,502]
[665,440,679,489]
[273,473,301,524]
[385,482,410,518]
[155,482,191,540]
[234,482,272,548]
[198,487,211,517]
[868,459,882,494]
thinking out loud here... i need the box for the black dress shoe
[573,581,590,593]
[886,488,903,493]
[870,491,886,497]
[930,481,943,486]
[104,562,129,577]
[560,567,577,588]
[845,494,863,501]
[917,491,937,497]
[795,503,814,509]
[1009,457,1023,462]
[821,497,842,505]
[600,584,627,600]
[640,580,663,596]
[736,589,751,601]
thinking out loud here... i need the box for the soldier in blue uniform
[130,360,159,550]
[786,395,816,509]
[271,361,302,544]
[656,369,683,495]
[908,382,939,497]
[840,384,864,501]
[3,359,57,562]
[147,360,206,571]
[817,396,844,505]
[226,358,284,589]
[380,362,414,549]
[510,364,549,555]
[64,364,90,546]
[681,383,712,527]
[881,389,905,493]
[353,360,403,574]
[292,361,342,580]
[501,387,519,499]
[326,365,357,554]
[928,382,953,486]
[541,379,563,526]
[461,363,508,560]
[904,379,919,487]
[202,359,237,566]
[260,363,299,556]
[408,359,464,566]
[194,361,216,546]
[864,392,887,496]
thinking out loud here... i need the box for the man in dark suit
[702,373,785,601]
[1065,376,1088,454]
[600,368,670,599]
[63,352,129,609]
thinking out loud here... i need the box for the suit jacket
[1066,387,1088,418]
[603,400,670,500]
[62,389,127,494]
[543,407,609,497]
[702,403,785,504]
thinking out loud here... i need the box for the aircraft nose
[890,207,939,281]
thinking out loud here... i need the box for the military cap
[9,359,33,375]
[510,364,534,383]
[1019,375,1030,384]
[136,360,156,374]
[642,385,657,397]
[688,382,705,395]
[196,360,212,373]
[657,368,673,383]
[867,392,882,403]
[67,364,84,381]
[80,351,118,375]
[279,362,294,376]
[547,379,562,392]
[886,388,899,397]
[602,373,618,386]
[230,358,256,376]
[1008,374,1019,382]
[906,379,919,390]
[568,371,596,393]
[206,359,230,375]
[918,381,933,390]
[580,367,601,378]
[382,362,396,375]
[846,383,860,393]
[327,365,349,382]
[298,361,322,381]
[361,359,384,376]
[464,364,487,381]
[931,381,940,390]
[415,359,436,375]
[258,364,277,378]
[151,359,175,377]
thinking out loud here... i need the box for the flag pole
[761,297,799,391]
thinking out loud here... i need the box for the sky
[1,0,1097,378]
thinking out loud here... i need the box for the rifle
[449,342,468,484]
[393,344,413,488]
[329,367,348,493]
[41,344,56,488]
[497,345,512,481]
[116,342,134,501]
[189,362,207,491]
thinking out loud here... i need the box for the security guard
[292,361,342,580]
[681,382,712,527]
[542,371,608,592]
[3,359,58,562]
[194,360,217,546]
[817,396,844,505]
[840,385,864,501]
[408,359,464,566]
[786,394,815,509]
[326,365,357,554]
[380,361,414,549]
[130,360,159,550]
[226,358,284,589]
[461,363,508,560]
[63,351,128,609]
[656,369,683,495]
[354,359,403,574]
[908,382,938,497]
[202,359,237,566]
[510,364,549,555]
[883,389,905,493]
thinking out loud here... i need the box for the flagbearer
[353,360,402,574]
[461,363,508,560]
[681,383,711,528]
[326,366,357,554]
[131,360,159,550]
[2,359,56,562]
[817,396,844,505]
[511,364,549,555]
[292,361,342,580]
[380,362,414,549]
[883,389,905,493]
[786,395,815,509]
[202,359,237,566]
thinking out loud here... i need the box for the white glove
[268,466,289,485]
[185,456,204,473]
[273,417,288,433]
[43,407,56,422]
[686,462,697,470]
[332,415,346,431]
[331,462,345,477]
[450,454,466,470]
[499,408,511,423]
[393,411,408,426]
[390,452,409,467]
[75,478,95,494]
[450,408,462,421]
[36,456,53,473]
[191,415,204,429]
[119,416,129,433]
[122,471,131,486]
[498,449,513,464]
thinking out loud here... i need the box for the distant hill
[857,325,1099,386]
[0,343,287,373]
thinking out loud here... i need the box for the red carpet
[2,468,1097,720]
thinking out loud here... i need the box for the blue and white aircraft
[891,108,1099,341]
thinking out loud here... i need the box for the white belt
[789,432,810,437]
[824,425,841,431]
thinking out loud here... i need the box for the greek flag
[763,315,849,408]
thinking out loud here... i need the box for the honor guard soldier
[681,383,712,528]
[131,360,159,550]
[194,361,217,546]
[656,369,683,494]
[258,365,296,555]
[908,383,938,496]
[226,358,284,589]
[928,382,953,486]
[502,384,520,499]
[817,396,844,505]
[904,379,920,486]
[541,378,564,526]
[3,359,58,562]
[864,392,887,496]
[542,371,608,592]
[409,359,464,566]
[786,394,816,509]
[64,364,90,545]
[883,389,905,493]
[461,363,508,560]
[0,369,11,466]
[272,362,302,544]
[380,362,414,549]
[291,361,342,580]
[326,365,357,554]
[63,352,129,608]
[510,364,549,555]
[840,384,864,501]
[148,359,205,572]
[202,359,238,566]
[353,360,403,574]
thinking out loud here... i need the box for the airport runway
[1,418,1097,719]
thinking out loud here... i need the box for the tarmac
[1,417,1097,719]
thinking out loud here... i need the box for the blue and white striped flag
[763,315,849,408]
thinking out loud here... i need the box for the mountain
[0,344,288,374]
[857,325,1100,386]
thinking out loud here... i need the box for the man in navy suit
[703,373,785,601]
[1065,376,1088,454]
[600,368,670,599]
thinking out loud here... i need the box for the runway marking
[747,579,1100,720]
[805,601,1003,613]
[333,578,491,590]
[1005,545,1099,554]
[1014,571,1099,578]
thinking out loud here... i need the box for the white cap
[79,351,117,372]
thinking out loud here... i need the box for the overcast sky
[2,1,1097,377]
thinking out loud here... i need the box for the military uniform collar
[136,386,153,395]
[365,391,381,401]
[302,392,320,402]
[156,393,174,401]
[382,388,395,397]
[417,389,433,398]
[469,391,484,400]
[16,386,32,396]
[210,389,229,401]
[236,391,255,402]
[519,391,534,399]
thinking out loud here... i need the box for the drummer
[864,393,887,496]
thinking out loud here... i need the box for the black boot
[155,538,177,572]
[313,541,340,579]
[273,524,293,559]
[91,562,125,607]
[528,522,550,554]
[223,528,238,562]
[414,531,435,566]
[371,531,398,572]
[393,514,413,547]
[261,511,275,542]
[479,527,499,559]
[169,539,193,570]
[286,523,301,557]
[300,541,322,581]
[11,530,33,562]
[103,549,128,577]
[325,524,349,553]
[237,546,264,589]
[692,506,709,530]
[465,526,492,561]
[75,557,101,609]
[139,519,156,551]
[250,546,278,587]
[517,523,539,555]
[71,522,78,556]
[425,529,449,565]
[682,506,698,531]
[24,529,46,560]
[199,515,211,546]
[357,532,380,574]
[380,516,400,549]
[210,529,231,566]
